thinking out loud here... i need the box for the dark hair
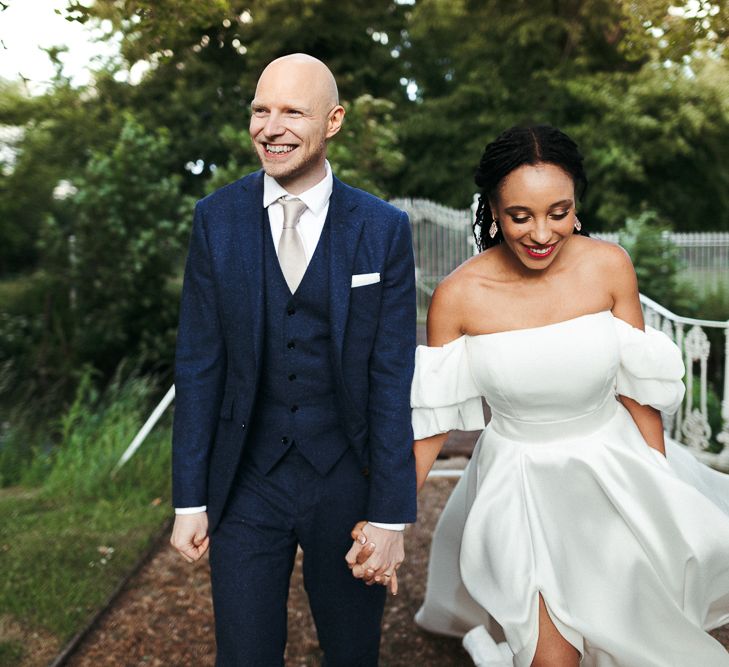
[473,125,588,251]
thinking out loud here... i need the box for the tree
[39,116,192,376]
[392,0,729,234]
[0,68,132,274]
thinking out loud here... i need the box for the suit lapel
[329,178,364,361]
[236,172,266,369]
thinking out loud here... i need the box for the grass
[0,369,173,665]
[0,487,169,640]
[0,640,23,666]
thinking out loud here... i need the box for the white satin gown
[412,311,729,666]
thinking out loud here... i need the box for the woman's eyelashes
[509,210,570,224]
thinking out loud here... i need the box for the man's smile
[264,143,297,155]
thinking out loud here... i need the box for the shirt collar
[262,160,333,216]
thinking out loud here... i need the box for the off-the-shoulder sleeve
[410,336,486,439]
[613,317,686,414]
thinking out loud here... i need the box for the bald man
[170,54,417,665]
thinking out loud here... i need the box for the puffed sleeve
[613,317,686,414]
[410,336,486,439]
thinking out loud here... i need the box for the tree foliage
[393,0,729,231]
[39,116,191,376]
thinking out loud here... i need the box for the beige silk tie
[277,196,308,293]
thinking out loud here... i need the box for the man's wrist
[367,521,405,531]
[175,506,207,515]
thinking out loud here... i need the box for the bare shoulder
[428,261,470,322]
[572,235,635,277]
[572,236,640,314]
[432,250,498,303]
[427,252,494,345]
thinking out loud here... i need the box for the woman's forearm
[414,434,450,492]
[619,395,666,455]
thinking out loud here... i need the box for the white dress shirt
[176,162,403,531]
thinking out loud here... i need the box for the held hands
[170,512,210,563]
[345,521,404,595]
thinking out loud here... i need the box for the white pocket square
[351,272,380,288]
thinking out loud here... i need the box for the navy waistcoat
[244,214,349,475]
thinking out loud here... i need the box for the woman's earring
[489,218,498,239]
[574,216,582,232]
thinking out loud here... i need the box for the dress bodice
[411,311,685,441]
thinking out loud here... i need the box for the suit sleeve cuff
[368,521,405,531]
[175,506,207,515]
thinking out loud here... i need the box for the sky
[0,0,119,93]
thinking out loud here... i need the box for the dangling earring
[489,218,499,239]
[574,215,582,232]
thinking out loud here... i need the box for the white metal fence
[391,196,479,315]
[576,231,729,296]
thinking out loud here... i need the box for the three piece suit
[172,166,417,665]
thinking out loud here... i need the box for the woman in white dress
[409,125,729,666]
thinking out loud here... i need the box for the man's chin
[260,160,298,181]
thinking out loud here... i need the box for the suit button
[288,374,296,381]
[291,405,298,413]
[281,436,289,445]
[241,422,246,429]
[287,306,296,316]
[362,467,370,477]
[287,340,296,349]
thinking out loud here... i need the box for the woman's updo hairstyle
[473,125,588,251]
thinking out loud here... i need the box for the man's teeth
[529,247,551,254]
[266,145,294,154]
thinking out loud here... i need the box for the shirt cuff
[175,506,207,515]
[368,521,405,531]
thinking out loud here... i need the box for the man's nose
[262,112,284,137]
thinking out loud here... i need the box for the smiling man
[169,54,417,666]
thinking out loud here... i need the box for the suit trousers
[209,446,387,666]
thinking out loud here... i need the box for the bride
[408,125,729,666]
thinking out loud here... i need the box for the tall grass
[36,367,171,501]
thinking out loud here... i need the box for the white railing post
[717,324,729,464]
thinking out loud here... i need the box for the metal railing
[640,294,729,471]
[586,231,729,296]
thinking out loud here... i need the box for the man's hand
[345,522,403,594]
[170,512,209,563]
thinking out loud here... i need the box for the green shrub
[38,116,192,378]
[619,210,695,313]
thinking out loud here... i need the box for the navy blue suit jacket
[172,171,417,532]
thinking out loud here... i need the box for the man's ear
[325,105,345,140]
